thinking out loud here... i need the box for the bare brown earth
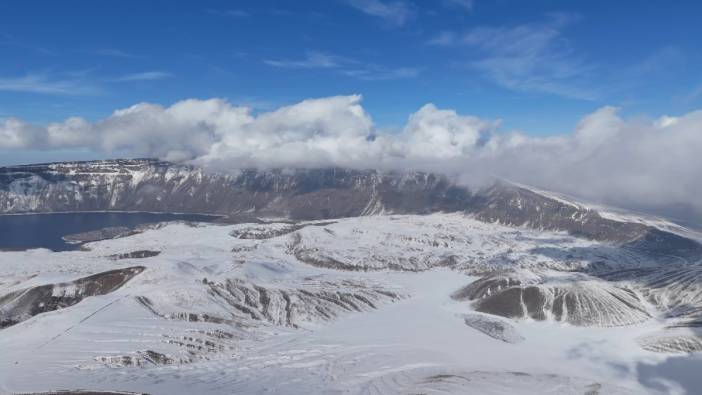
[0,267,145,329]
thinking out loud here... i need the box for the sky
[1,0,702,222]
[2,1,702,131]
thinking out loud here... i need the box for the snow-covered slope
[1,214,702,394]
[3,160,702,394]
[3,159,701,258]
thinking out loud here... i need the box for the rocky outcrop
[135,278,402,329]
[463,313,524,343]
[206,279,402,328]
[599,266,702,352]
[0,267,144,328]
[452,271,540,301]
[638,328,702,353]
[357,368,641,395]
[229,221,335,240]
[472,183,702,261]
[63,226,137,244]
[108,250,161,260]
[472,183,648,243]
[600,266,702,329]
[454,272,650,327]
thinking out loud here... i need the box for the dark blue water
[0,212,220,251]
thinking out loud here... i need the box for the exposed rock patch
[0,267,144,328]
[108,250,161,260]
[455,272,650,327]
[358,368,641,395]
[463,313,524,343]
[95,350,177,368]
[229,221,336,240]
[638,329,702,353]
[206,279,402,328]
[135,279,402,329]
[599,266,702,329]
[63,226,137,244]
[452,271,540,301]
[474,282,649,326]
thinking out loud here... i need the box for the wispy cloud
[0,37,56,56]
[113,71,173,82]
[264,51,344,69]
[427,31,456,46]
[630,46,685,76]
[206,8,251,18]
[264,51,419,81]
[429,14,597,100]
[684,84,702,102]
[95,48,136,58]
[442,0,474,12]
[0,73,100,95]
[342,66,420,81]
[346,0,413,27]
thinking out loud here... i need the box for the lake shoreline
[0,212,222,252]
[0,210,224,217]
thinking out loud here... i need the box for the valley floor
[1,214,701,394]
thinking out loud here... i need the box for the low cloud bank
[2,95,701,221]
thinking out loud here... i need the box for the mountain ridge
[1,158,701,261]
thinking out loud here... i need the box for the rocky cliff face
[0,159,471,219]
[471,183,702,261]
[1,159,700,259]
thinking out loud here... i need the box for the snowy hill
[2,160,702,394]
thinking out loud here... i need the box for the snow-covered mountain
[0,159,471,219]
[2,159,699,255]
[2,159,702,394]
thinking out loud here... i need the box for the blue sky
[1,0,702,141]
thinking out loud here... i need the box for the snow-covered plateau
[2,213,702,395]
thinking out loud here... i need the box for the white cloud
[433,15,598,99]
[346,0,413,27]
[341,66,419,81]
[264,51,344,69]
[0,73,101,95]
[95,49,136,58]
[3,95,702,220]
[399,104,491,159]
[0,118,48,149]
[264,51,419,81]
[114,71,172,82]
[200,95,378,169]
